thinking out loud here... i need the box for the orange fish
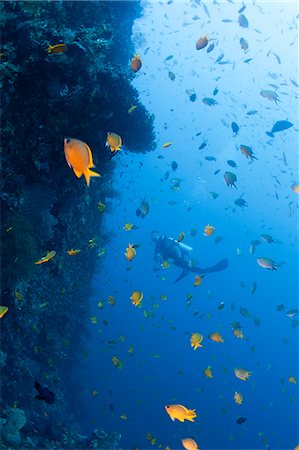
[177,232,185,242]
[165,404,197,422]
[234,391,243,405]
[233,328,244,339]
[35,251,56,265]
[203,366,213,378]
[235,367,251,381]
[190,333,203,350]
[288,376,297,384]
[108,295,116,306]
[194,275,205,286]
[67,249,81,256]
[125,244,136,262]
[182,438,199,450]
[64,138,101,187]
[291,183,299,194]
[0,306,9,319]
[196,35,208,50]
[161,142,173,149]
[131,55,142,73]
[240,145,257,161]
[106,132,122,154]
[47,43,67,54]
[131,290,143,306]
[209,332,224,343]
[203,224,215,236]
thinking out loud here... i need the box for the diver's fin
[173,268,189,284]
[266,131,274,138]
[197,258,229,274]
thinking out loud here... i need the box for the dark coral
[1,1,154,447]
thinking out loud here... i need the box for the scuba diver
[151,231,229,284]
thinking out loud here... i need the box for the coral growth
[1,408,26,447]
[1,1,154,448]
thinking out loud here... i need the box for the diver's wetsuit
[154,234,229,283]
[154,235,191,269]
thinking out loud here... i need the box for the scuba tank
[168,237,193,253]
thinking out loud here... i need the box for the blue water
[74,1,298,449]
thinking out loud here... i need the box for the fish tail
[84,168,101,187]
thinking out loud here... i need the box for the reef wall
[0,1,154,448]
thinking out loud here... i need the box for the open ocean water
[74,1,299,449]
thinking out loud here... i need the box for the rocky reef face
[1,1,154,447]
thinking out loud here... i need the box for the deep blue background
[73,1,298,449]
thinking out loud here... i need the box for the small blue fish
[215,53,224,63]
[202,2,210,18]
[202,97,217,106]
[244,58,253,63]
[238,14,249,28]
[227,160,238,169]
[164,55,174,62]
[240,37,249,52]
[34,381,55,404]
[238,5,246,13]
[222,19,233,23]
[199,141,207,150]
[189,93,197,102]
[290,78,299,88]
[213,87,219,96]
[266,120,293,138]
[206,42,215,53]
[236,417,247,425]
[231,122,239,136]
[272,52,281,64]
[205,156,216,161]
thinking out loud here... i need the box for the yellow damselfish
[35,251,56,265]
[165,404,197,422]
[64,138,101,187]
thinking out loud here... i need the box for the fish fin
[83,168,101,187]
[34,381,41,391]
[35,395,43,400]
[266,132,274,138]
[85,144,94,167]
[73,168,83,178]
[170,416,176,422]
[173,268,189,284]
